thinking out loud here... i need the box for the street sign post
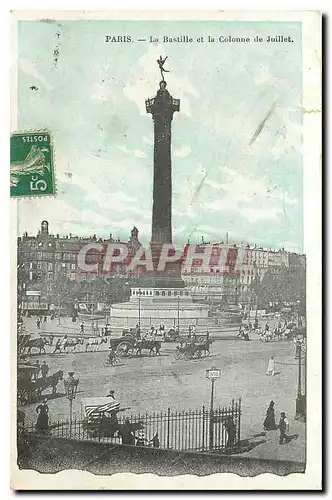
[205,367,221,450]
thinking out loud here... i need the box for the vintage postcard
[11,10,322,490]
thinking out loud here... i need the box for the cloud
[173,146,192,158]
[123,45,199,116]
[201,170,296,223]
[117,145,147,158]
[243,207,283,223]
[19,59,53,91]
[143,135,153,146]
[111,218,151,236]
[18,197,111,236]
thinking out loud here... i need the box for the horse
[195,339,213,357]
[63,337,84,353]
[37,370,64,396]
[85,337,107,352]
[25,337,48,355]
[17,409,26,427]
[136,340,162,356]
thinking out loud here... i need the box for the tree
[254,264,306,313]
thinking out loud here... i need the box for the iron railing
[20,399,241,453]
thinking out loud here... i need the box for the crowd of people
[237,317,296,343]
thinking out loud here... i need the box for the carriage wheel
[174,349,181,360]
[197,336,206,342]
[184,352,192,361]
[103,359,111,367]
[116,341,133,358]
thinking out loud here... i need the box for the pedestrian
[40,360,49,378]
[35,398,49,434]
[33,361,41,380]
[278,412,289,445]
[266,356,275,376]
[265,322,270,332]
[119,420,135,445]
[106,389,115,399]
[80,321,85,334]
[36,317,41,330]
[43,315,47,323]
[53,338,61,354]
[237,325,244,337]
[150,432,160,448]
[136,429,147,447]
[225,416,236,448]
[263,401,277,430]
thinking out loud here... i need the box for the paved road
[18,333,305,462]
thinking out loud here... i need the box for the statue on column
[156,56,170,81]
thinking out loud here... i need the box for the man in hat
[40,360,49,379]
[106,389,115,399]
[278,412,289,445]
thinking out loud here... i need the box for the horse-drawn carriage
[17,334,31,354]
[174,338,212,360]
[81,397,144,439]
[108,332,162,359]
[17,364,64,405]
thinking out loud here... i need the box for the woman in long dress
[35,398,49,433]
[263,400,277,430]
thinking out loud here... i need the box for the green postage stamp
[10,131,55,197]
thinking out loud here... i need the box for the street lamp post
[205,367,221,451]
[137,288,142,328]
[293,336,306,421]
[177,294,180,332]
[64,371,79,438]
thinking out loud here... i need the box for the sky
[16,20,303,252]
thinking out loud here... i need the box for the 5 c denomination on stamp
[10,131,55,198]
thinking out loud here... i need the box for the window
[155,291,159,296]
[37,263,42,269]
[180,291,183,296]
[132,290,136,295]
[185,291,189,296]
[48,272,53,279]
[161,291,165,296]
[48,263,53,271]
[71,263,75,270]
[168,291,171,296]
[38,252,42,259]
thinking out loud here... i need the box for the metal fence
[21,399,241,453]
